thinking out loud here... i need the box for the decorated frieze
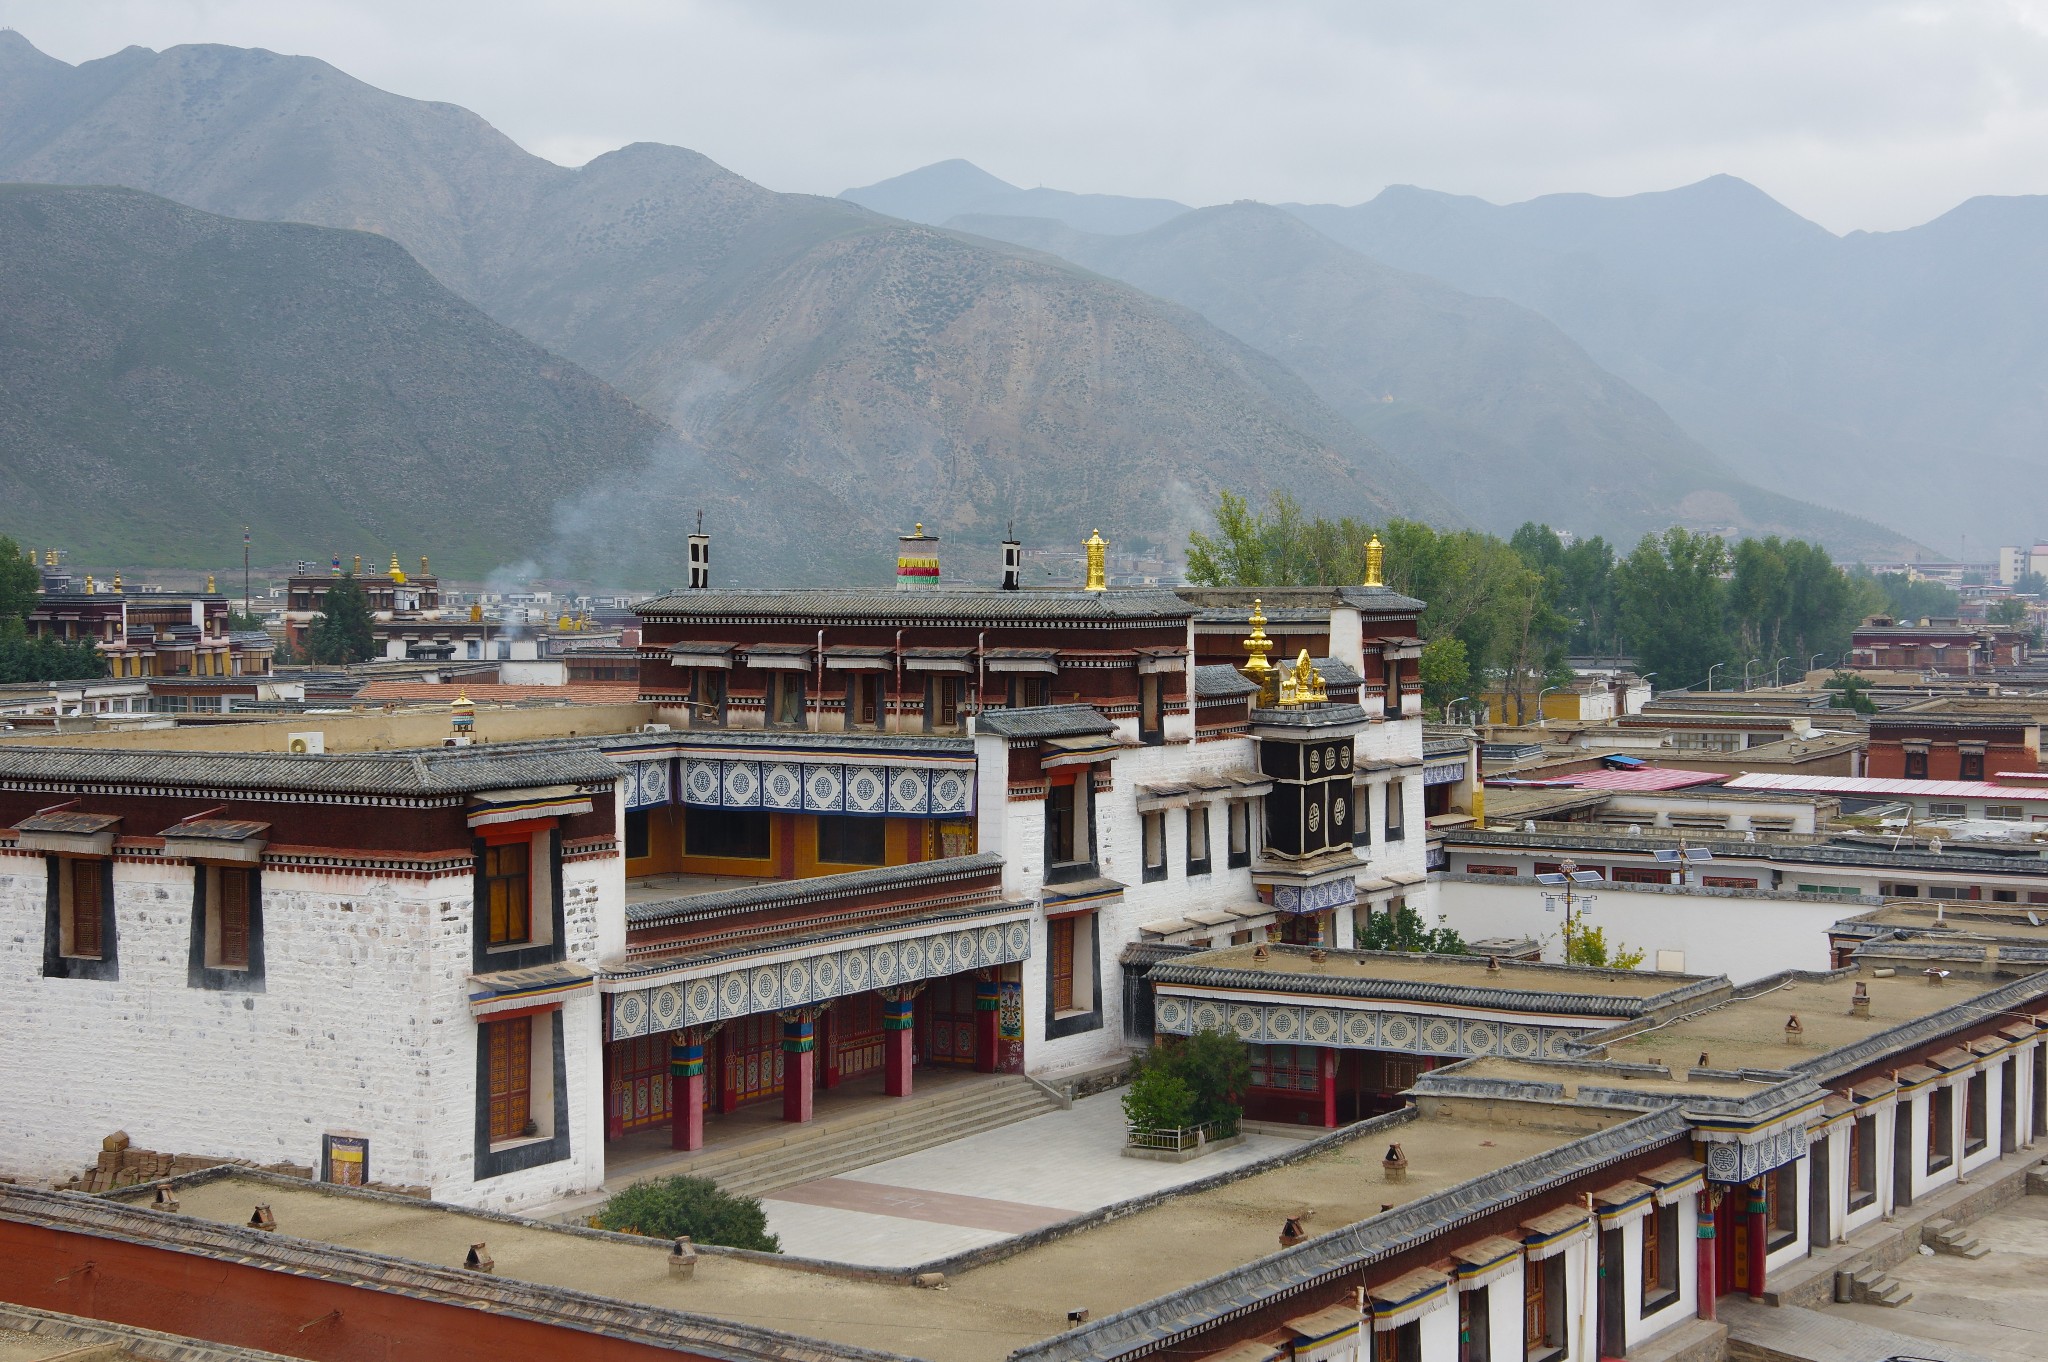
[1152,992,1589,1060]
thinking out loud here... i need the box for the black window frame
[188,863,265,992]
[1928,1083,1956,1172]
[624,807,652,860]
[1227,799,1251,869]
[470,830,567,976]
[816,814,887,867]
[42,853,119,982]
[1043,911,1103,1039]
[473,1009,571,1180]
[1141,809,1168,883]
[1384,780,1406,841]
[1185,804,1212,876]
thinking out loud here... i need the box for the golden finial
[1084,529,1108,592]
[353,554,362,576]
[112,573,124,593]
[206,572,216,593]
[469,602,483,623]
[44,549,56,567]
[1241,598,1278,706]
[85,574,96,595]
[1364,534,1384,588]
[388,553,407,585]
[1277,649,1325,708]
[420,555,430,577]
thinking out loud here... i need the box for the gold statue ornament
[1364,534,1384,588]
[1083,529,1108,591]
[1277,649,1327,708]
[1241,599,1279,707]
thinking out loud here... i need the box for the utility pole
[243,526,251,617]
[1538,859,1602,963]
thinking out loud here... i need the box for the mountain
[1288,177,2048,552]
[951,203,1917,554]
[841,159,1191,235]
[0,36,1442,582]
[0,182,699,577]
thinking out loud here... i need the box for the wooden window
[1701,875,1759,889]
[816,815,886,866]
[1850,1114,1878,1208]
[1139,674,1163,743]
[1525,1252,1564,1357]
[1375,1321,1420,1362]
[1766,1161,1799,1247]
[688,668,725,725]
[1987,804,2024,821]
[1046,780,1081,868]
[1142,811,1167,882]
[66,858,105,959]
[1904,751,1929,779]
[847,673,883,729]
[213,867,252,969]
[1228,800,1251,868]
[1642,1202,1680,1313]
[1926,801,1966,819]
[1383,1057,1423,1092]
[1049,916,1076,1014]
[1353,783,1372,846]
[768,673,806,729]
[1961,753,1985,781]
[1466,862,1520,877]
[484,842,532,946]
[1384,781,1405,840]
[1965,1071,1989,1154]
[1009,675,1050,708]
[1249,1044,1320,1091]
[927,676,962,731]
[485,1018,533,1143]
[686,807,772,860]
[1611,865,1673,885]
[1186,805,1210,873]
[1929,1085,1955,1170]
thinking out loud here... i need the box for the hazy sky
[6,1,2048,233]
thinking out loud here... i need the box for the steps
[1921,1217,1990,1259]
[1837,1266,1914,1308]
[674,1077,1064,1200]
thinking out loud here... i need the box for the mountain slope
[0,183,703,577]
[841,159,1191,235]
[1289,177,2046,551]
[951,203,1916,554]
[0,36,1441,581]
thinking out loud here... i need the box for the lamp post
[1448,695,1471,727]
[1772,656,1792,688]
[1809,652,1824,678]
[1706,662,1724,692]
[1535,685,1561,727]
[1742,658,1760,691]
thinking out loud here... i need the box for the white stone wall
[0,847,615,1213]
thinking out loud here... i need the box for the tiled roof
[624,853,1005,931]
[973,704,1118,738]
[355,681,640,705]
[160,818,270,841]
[0,746,621,796]
[637,588,1196,623]
[15,810,121,834]
[1194,665,1261,698]
[1174,585,1429,616]
[1310,657,1363,686]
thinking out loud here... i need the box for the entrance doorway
[607,1033,673,1136]
[1893,1102,1914,1210]
[919,976,979,1068]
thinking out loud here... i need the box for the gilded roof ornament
[1364,534,1384,588]
[1241,598,1278,707]
[1277,648,1326,708]
[1084,529,1108,592]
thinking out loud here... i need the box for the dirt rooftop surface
[1181,942,1701,1000]
[169,1111,1592,1362]
[1447,1056,1774,1101]
[1855,901,2048,943]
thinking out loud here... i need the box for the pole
[243,526,251,618]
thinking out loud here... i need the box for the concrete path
[762,1090,1293,1266]
[1720,1297,1992,1362]
[1825,1197,2048,1362]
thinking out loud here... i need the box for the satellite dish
[2029,912,2042,928]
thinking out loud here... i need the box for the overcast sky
[6,0,2047,233]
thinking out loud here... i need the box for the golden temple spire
[420,555,430,577]
[1364,534,1384,588]
[388,553,407,585]
[206,573,216,593]
[1241,598,1278,707]
[1083,529,1108,592]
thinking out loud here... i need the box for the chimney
[151,1181,179,1213]
[897,524,940,590]
[1784,1014,1804,1045]
[1851,981,1872,1018]
[1382,1143,1409,1183]
[688,511,711,590]
[668,1235,699,1279]
[247,1204,276,1232]
[1001,525,1022,591]
[465,1242,495,1273]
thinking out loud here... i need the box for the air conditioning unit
[638,723,673,734]
[287,732,326,755]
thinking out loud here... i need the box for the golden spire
[388,553,407,585]
[85,575,95,595]
[1277,649,1326,708]
[44,549,56,567]
[353,554,362,576]
[420,555,430,577]
[1241,598,1278,707]
[1364,534,1384,588]
[206,573,216,593]
[112,573,124,593]
[1084,529,1108,592]
[469,602,483,623]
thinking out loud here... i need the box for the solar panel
[1571,870,1603,884]
[1653,849,1681,863]
[1684,848,1714,863]
[1535,873,1568,886]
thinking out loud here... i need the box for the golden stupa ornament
[388,553,407,585]
[1241,598,1278,707]
[206,573,216,593]
[1364,534,1384,588]
[420,555,430,577]
[1277,648,1327,708]
[1083,529,1108,592]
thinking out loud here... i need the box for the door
[2003,1058,2019,1154]
[831,994,887,1082]
[1808,1135,1832,1250]
[1893,1102,1914,1210]
[919,976,979,1067]
[607,1033,672,1135]
[721,1012,785,1108]
[1598,1226,1625,1359]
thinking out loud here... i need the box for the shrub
[592,1174,781,1252]
[1132,1027,1251,1134]
[1121,1067,1197,1132]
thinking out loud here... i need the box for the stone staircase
[1836,1265,1915,1308]
[665,1076,1065,1201]
[1920,1217,1990,1259]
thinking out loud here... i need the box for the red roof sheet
[1724,773,2048,802]
[1488,767,1728,792]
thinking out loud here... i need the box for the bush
[1131,1028,1251,1134]
[1121,1067,1197,1132]
[1360,903,1465,954]
[592,1174,780,1252]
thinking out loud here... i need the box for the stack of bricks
[58,1132,313,1194]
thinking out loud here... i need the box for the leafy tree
[1564,924,1645,970]
[1132,1028,1251,1133]
[1989,597,2031,628]
[0,537,39,622]
[0,624,107,683]
[306,574,376,664]
[594,1174,780,1252]
[1359,903,1466,954]
[1823,671,1877,714]
[2015,572,2047,597]
[224,610,269,632]
[1860,570,1959,623]
[1418,636,1469,717]
[1613,529,1736,690]
[1121,1067,1197,1132]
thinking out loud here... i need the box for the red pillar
[1746,1182,1768,1301]
[884,994,916,1098]
[782,1013,816,1124]
[974,975,1000,1074]
[1695,1189,1718,1321]
[1321,1048,1338,1128]
[670,1037,705,1151]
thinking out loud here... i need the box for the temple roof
[637,588,1195,623]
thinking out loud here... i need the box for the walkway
[1719,1297,1992,1362]
[762,1091,1295,1267]
[1825,1196,2048,1362]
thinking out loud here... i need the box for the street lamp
[1535,685,1561,727]
[1448,695,1471,726]
[1537,858,1602,962]
[1772,656,1792,687]
[1742,658,1761,691]
[1809,652,1825,677]
[1706,662,1725,691]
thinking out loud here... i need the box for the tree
[1989,597,2031,628]
[1419,636,1469,717]
[1131,1028,1251,1133]
[306,574,376,664]
[1823,671,1877,714]
[594,1174,780,1252]
[1564,924,1645,970]
[1613,529,1735,690]
[2015,572,2047,597]
[0,537,38,622]
[1860,570,1959,623]
[1359,903,1466,954]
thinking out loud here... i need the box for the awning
[1367,1267,1451,1329]
[1928,1046,1974,1072]
[1851,1077,1898,1104]
[1284,1303,1360,1352]
[904,647,975,674]
[984,648,1059,675]
[469,961,595,1018]
[1044,876,1127,912]
[1042,734,1122,768]
[823,645,895,672]
[742,644,813,671]
[1135,649,1188,675]
[667,641,736,668]
[468,785,594,829]
[1593,1179,1657,1224]
[1450,1234,1523,1290]
[160,817,270,864]
[13,809,121,855]
[1644,1158,1706,1204]
[1894,1063,1942,1088]
[1522,1206,1593,1260]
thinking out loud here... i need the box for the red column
[1746,1182,1768,1300]
[782,1013,816,1124]
[884,993,916,1097]
[974,975,1000,1074]
[670,1036,705,1151]
[1321,1048,1338,1128]
[1695,1188,1718,1321]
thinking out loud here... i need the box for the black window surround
[42,854,118,981]
[471,830,567,975]
[1186,805,1212,877]
[1226,799,1251,869]
[1043,775,1099,885]
[473,1009,571,1180]
[1142,811,1168,884]
[188,864,265,993]
[1044,911,1103,1040]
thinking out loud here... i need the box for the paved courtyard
[1820,1195,2048,1362]
[762,1090,1298,1266]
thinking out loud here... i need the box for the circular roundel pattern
[685,762,720,804]
[1307,803,1321,833]
[1192,1000,1226,1033]
[652,988,683,1028]
[1343,1012,1377,1046]
[615,992,647,1034]
[720,973,749,1015]
[1229,1004,1261,1038]
[1268,1008,1300,1040]
[873,943,899,984]
[1464,1020,1500,1054]
[843,951,868,990]
[932,770,969,813]
[1503,1026,1537,1057]
[750,966,780,1009]
[1705,1142,1741,1180]
[807,766,843,809]
[782,959,812,1002]
[1305,1008,1339,1044]
[1005,922,1032,957]
[979,926,1003,963]
[846,768,885,812]
[1542,1031,1572,1058]
[1341,747,1352,769]
[765,764,800,806]
[687,979,716,1021]
[813,955,839,997]
[724,762,760,805]
[1421,1018,1457,1053]
[928,936,952,974]
[1309,748,1322,775]
[1381,1015,1416,1048]
[1324,745,1339,772]
[901,939,926,978]
[1332,797,1347,828]
[1155,997,1189,1032]
[891,769,928,812]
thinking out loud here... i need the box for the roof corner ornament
[1242,598,1278,706]
[1083,529,1108,592]
[1277,648,1326,708]
[1364,533,1384,588]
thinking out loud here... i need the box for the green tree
[594,1175,780,1252]
[1823,671,1877,714]
[1989,597,2031,628]
[1564,924,1645,970]
[2015,572,2047,597]
[1613,528,1735,690]
[1121,1067,1197,1132]
[1859,570,1959,623]
[1418,636,1469,717]
[306,574,376,664]
[0,537,39,622]
[1132,1028,1252,1133]
[1359,903,1466,954]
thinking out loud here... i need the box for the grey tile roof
[1194,665,1261,699]
[15,810,122,834]
[1310,657,1362,686]
[1144,951,1720,1018]
[161,818,271,841]
[625,853,1004,930]
[1248,702,1369,728]
[637,587,1196,623]
[972,704,1119,738]
[1175,585,1429,616]
[575,729,976,757]
[0,745,621,797]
